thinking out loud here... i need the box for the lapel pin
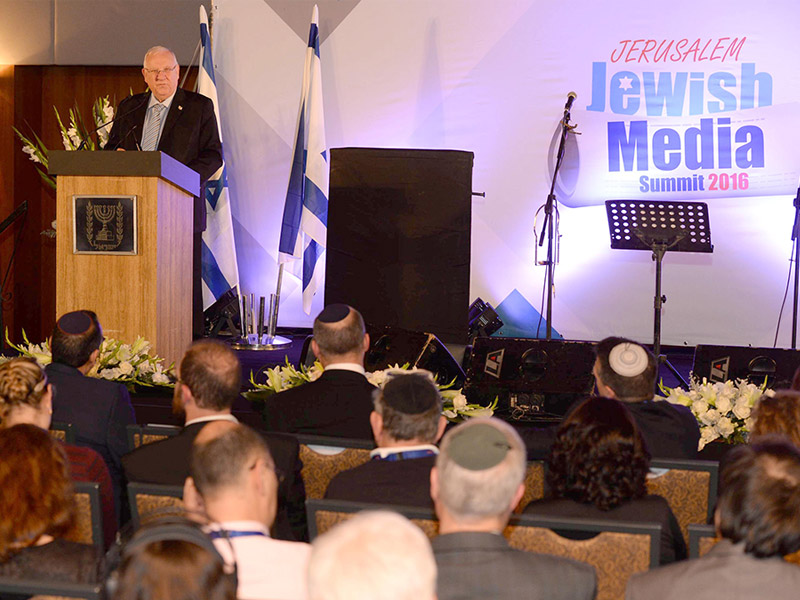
[178,105,183,111]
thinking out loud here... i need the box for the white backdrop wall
[213,0,800,347]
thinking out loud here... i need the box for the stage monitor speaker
[693,345,800,388]
[326,148,473,345]
[464,337,596,421]
[365,327,466,388]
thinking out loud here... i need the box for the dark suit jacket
[519,399,700,461]
[524,495,686,565]
[626,539,800,600]
[106,88,222,183]
[46,362,135,518]
[261,369,377,440]
[324,455,436,508]
[433,531,596,600]
[121,420,307,542]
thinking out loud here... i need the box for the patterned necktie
[141,103,165,151]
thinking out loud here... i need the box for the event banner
[560,36,800,207]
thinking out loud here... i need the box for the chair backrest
[647,458,719,542]
[49,421,75,444]
[125,423,181,452]
[306,498,439,540]
[506,513,660,600]
[306,499,659,600]
[0,578,102,600]
[295,434,374,499]
[688,523,720,558]
[126,482,184,529]
[63,482,103,547]
[514,461,545,512]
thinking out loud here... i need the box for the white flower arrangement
[4,329,174,390]
[246,360,496,421]
[14,95,118,191]
[657,377,772,450]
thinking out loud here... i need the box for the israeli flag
[278,5,329,315]
[198,5,240,309]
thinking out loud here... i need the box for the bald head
[179,340,241,411]
[311,305,368,364]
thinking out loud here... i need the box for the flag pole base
[230,334,292,350]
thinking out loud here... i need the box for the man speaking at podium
[106,45,222,336]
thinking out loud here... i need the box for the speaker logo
[710,356,730,382]
[485,349,504,378]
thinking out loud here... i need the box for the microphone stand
[791,184,800,349]
[538,104,574,340]
[0,201,28,353]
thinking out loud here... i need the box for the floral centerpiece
[4,330,174,390]
[657,377,770,450]
[14,96,116,191]
[245,359,496,421]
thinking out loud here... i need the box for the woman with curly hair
[750,390,800,447]
[0,357,115,548]
[0,424,102,585]
[524,396,686,564]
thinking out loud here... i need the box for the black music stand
[605,200,713,388]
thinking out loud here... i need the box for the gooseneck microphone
[78,94,149,151]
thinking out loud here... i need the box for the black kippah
[317,304,350,323]
[381,373,440,415]
[57,311,92,335]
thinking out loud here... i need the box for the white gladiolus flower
[452,393,468,411]
[118,361,134,376]
[66,127,81,148]
[732,398,752,420]
[22,145,42,164]
[691,399,709,416]
[699,427,720,450]
[699,409,721,426]
[152,372,170,384]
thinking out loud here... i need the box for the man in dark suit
[105,45,223,337]
[122,339,307,541]
[46,310,136,523]
[431,418,596,600]
[261,304,376,440]
[627,439,800,599]
[324,372,447,507]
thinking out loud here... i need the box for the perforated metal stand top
[605,200,713,253]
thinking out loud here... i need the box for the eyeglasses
[143,65,178,77]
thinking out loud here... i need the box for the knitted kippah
[608,343,648,377]
[316,304,350,323]
[447,423,511,471]
[381,373,440,415]
[57,311,93,335]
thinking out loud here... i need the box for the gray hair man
[324,372,447,506]
[431,417,596,600]
[308,510,436,600]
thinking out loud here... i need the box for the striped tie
[141,104,165,151]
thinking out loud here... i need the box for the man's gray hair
[308,511,436,600]
[143,46,177,67]
[436,417,526,520]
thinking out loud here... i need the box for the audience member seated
[750,389,800,446]
[45,310,136,519]
[626,439,800,599]
[122,340,306,541]
[307,510,436,600]
[521,338,699,460]
[324,372,447,507]
[183,421,310,600]
[109,516,236,600]
[261,304,376,440]
[0,425,102,588]
[431,418,596,600]
[525,396,686,564]
[0,357,115,549]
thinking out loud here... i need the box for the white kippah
[608,343,648,377]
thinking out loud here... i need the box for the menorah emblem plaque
[73,195,137,255]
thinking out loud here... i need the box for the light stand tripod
[605,200,713,388]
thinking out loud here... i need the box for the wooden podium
[49,151,199,366]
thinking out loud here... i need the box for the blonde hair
[0,357,48,421]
